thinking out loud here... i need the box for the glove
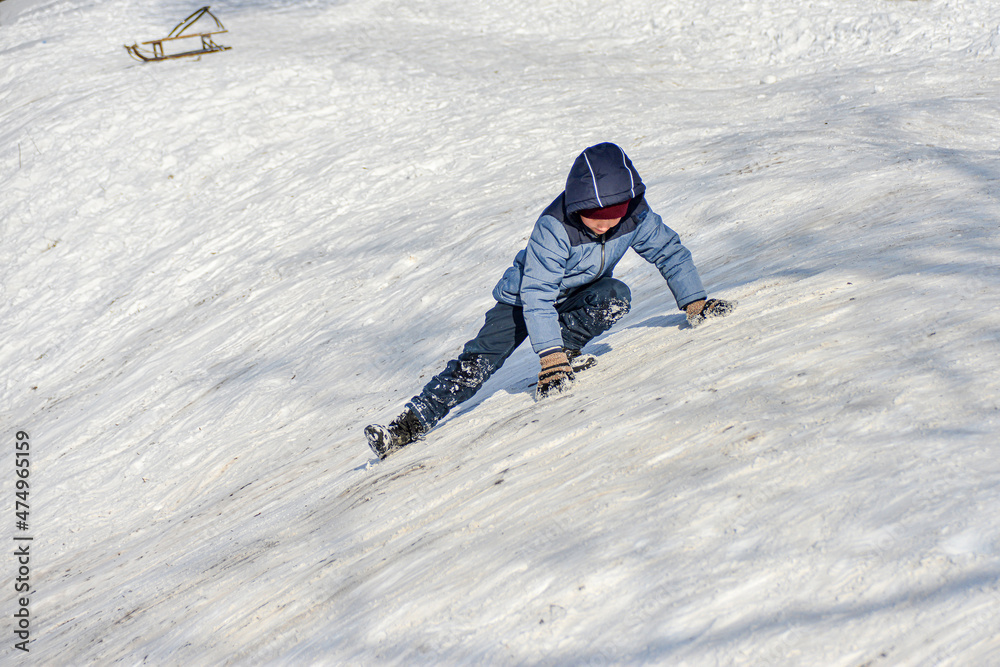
[536,349,575,400]
[686,298,736,328]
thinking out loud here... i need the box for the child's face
[580,214,623,236]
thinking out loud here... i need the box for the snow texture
[2,0,999,663]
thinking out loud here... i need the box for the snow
[2,0,999,663]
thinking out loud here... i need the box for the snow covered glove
[686,298,736,328]
[536,350,575,400]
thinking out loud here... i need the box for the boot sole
[364,425,393,459]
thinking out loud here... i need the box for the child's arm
[632,207,736,325]
[630,207,707,309]
[519,220,571,353]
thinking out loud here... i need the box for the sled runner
[124,6,232,62]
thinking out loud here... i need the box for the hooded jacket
[492,142,707,354]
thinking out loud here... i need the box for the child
[365,142,734,458]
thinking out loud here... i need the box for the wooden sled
[124,6,232,62]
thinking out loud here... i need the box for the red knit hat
[579,200,630,220]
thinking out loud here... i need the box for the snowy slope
[2,0,999,663]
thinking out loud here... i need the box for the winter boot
[364,408,425,459]
[565,348,598,373]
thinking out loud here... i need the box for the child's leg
[557,278,632,350]
[407,303,528,431]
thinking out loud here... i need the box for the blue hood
[564,142,646,216]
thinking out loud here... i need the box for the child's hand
[686,298,736,328]
[536,350,575,399]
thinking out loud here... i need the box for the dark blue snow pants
[407,277,632,431]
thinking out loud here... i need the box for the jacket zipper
[598,234,606,275]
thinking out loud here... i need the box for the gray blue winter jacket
[492,142,707,354]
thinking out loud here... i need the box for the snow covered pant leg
[557,278,632,351]
[406,303,529,431]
